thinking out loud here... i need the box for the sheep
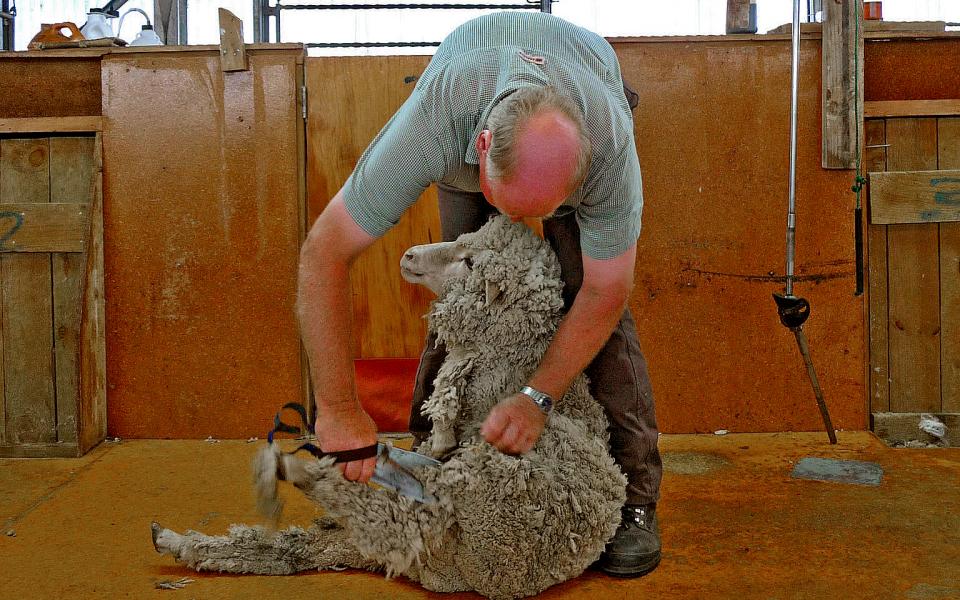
[151,215,626,599]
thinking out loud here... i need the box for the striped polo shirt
[341,11,643,259]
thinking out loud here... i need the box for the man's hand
[480,393,547,455]
[314,408,378,483]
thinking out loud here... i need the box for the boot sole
[596,552,661,578]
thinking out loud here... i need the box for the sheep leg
[151,518,378,575]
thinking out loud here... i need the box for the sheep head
[401,215,564,354]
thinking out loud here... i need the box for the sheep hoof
[151,522,184,557]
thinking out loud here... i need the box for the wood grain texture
[884,118,940,412]
[0,57,101,119]
[868,169,960,224]
[865,100,960,118]
[0,138,56,445]
[102,48,306,439]
[305,55,440,359]
[78,134,106,453]
[822,0,862,169]
[938,118,960,412]
[865,39,960,102]
[725,0,752,34]
[0,442,81,458]
[218,8,248,72]
[0,116,103,134]
[50,136,95,444]
[865,119,889,413]
[0,203,89,252]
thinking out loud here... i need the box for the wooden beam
[78,132,107,454]
[939,119,960,413]
[0,442,81,458]
[868,169,960,224]
[872,412,960,446]
[218,8,248,72]
[822,0,862,169]
[0,116,102,134]
[865,99,960,119]
[865,119,889,414]
[884,118,941,413]
[726,0,753,34]
[0,203,90,253]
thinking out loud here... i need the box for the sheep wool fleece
[151,216,627,600]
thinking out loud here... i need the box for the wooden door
[0,131,105,457]
[867,115,960,420]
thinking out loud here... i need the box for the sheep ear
[485,279,503,307]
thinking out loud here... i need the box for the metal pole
[774,0,837,445]
[784,0,801,298]
[1,0,15,51]
[540,0,552,14]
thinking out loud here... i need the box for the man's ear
[485,279,503,307]
[476,129,492,157]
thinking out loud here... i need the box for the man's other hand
[314,409,378,483]
[480,393,547,455]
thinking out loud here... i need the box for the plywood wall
[101,48,306,439]
[305,36,869,434]
[306,56,439,359]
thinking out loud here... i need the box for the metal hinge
[301,85,307,121]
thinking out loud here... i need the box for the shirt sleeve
[576,138,644,260]
[341,96,446,238]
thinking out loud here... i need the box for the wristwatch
[519,386,554,415]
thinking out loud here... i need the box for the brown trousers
[409,185,663,505]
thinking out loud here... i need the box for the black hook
[773,293,810,329]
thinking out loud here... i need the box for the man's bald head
[477,87,591,220]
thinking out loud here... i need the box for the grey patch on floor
[791,457,883,486]
[905,582,960,600]
[661,452,731,475]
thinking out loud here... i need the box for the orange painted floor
[2,432,958,599]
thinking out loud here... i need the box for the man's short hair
[485,86,591,186]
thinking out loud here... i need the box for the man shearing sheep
[297,10,663,577]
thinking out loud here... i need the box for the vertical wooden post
[219,8,248,73]
[726,0,752,34]
[822,0,863,169]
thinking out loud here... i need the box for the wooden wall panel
[939,118,960,412]
[306,55,440,359]
[306,36,868,434]
[618,39,864,433]
[865,39,960,103]
[0,139,56,444]
[884,118,940,412]
[865,119,888,413]
[101,49,306,438]
[0,57,102,119]
[49,137,95,444]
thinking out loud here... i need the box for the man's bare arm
[298,190,379,482]
[481,242,637,453]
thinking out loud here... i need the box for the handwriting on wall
[0,211,24,251]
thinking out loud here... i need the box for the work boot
[597,503,661,577]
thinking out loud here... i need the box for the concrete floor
[1,432,958,599]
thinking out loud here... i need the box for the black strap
[266,402,378,465]
[292,442,379,463]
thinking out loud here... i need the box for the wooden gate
[0,120,106,457]
[866,106,960,441]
